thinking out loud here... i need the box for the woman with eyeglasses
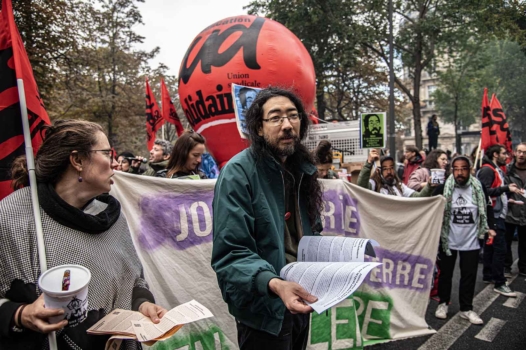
[407,149,449,191]
[0,120,166,349]
[156,130,208,179]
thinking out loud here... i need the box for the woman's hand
[19,294,68,333]
[138,302,167,324]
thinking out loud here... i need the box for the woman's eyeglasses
[89,149,115,160]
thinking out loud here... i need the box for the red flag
[0,0,50,200]
[480,88,495,152]
[161,79,184,136]
[489,94,512,159]
[145,78,164,151]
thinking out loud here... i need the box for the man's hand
[268,279,317,314]
[20,294,68,333]
[367,149,380,164]
[138,302,168,324]
[488,229,497,238]
[508,183,524,195]
[131,156,146,168]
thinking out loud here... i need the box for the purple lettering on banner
[364,247,434,292]
[321,189,361,236]
[137,191,214,251]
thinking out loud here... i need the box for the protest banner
[360,113,386,149]
[110,172,445,349]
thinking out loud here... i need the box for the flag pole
[17,79,58,350]
[309,115,330,124]
[160,97,165,140]
[474,138,482,171]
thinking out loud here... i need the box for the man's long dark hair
[245,87,323,229]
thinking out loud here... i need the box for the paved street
[369,242,526,350]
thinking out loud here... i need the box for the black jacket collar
[38,182,121,234]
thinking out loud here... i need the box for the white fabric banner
[110,172,445,349]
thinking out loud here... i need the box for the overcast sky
[135,0,253,76]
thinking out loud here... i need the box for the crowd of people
[349,142,524,325]
[0,87,524,349]
[115,133,218,180]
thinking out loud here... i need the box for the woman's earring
[78,169,83,183]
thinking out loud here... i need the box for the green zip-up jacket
[141,159,169,176]
[211,148,320,336]
[357,161,433,197]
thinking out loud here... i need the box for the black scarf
[38,182,121,234]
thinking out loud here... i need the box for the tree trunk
[412,48,423,149]
[411,75,423,149]
[316,82,326,120]
[108,8,117,146]
[453,117,460,154]
[454,103,461,153]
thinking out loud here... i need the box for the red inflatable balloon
[178,15,316,168]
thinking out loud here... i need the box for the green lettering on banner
[151,325,230,350]
[310,292,393,349]
[353,292,392,342]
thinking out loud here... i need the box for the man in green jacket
[130,139,172,176]
[357,149,433,197]
[211,87,323,350]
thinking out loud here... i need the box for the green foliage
[4,0,82,101]
[6,0,525,155]
[434,38,526,149]
[432,41,486,152]
[246,0,396,121]
[479,40,526,139]
[246,0,525,149]
[46,0,171,155]
[359,0,525,149]
[2,0,181,156]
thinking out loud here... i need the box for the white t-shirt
[369,180,415,197]
[449,186,480,251]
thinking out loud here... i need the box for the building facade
[401,70,481,155]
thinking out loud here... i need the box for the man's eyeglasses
[262,114,301,126]
[89,149,114,160]
[516,150,526,155]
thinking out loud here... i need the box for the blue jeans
[483,218,507,287]
[236,311,310,350]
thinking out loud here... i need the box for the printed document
[281,236,381,313]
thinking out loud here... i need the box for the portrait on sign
[232,84,262,138]
[360,112,386,148]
